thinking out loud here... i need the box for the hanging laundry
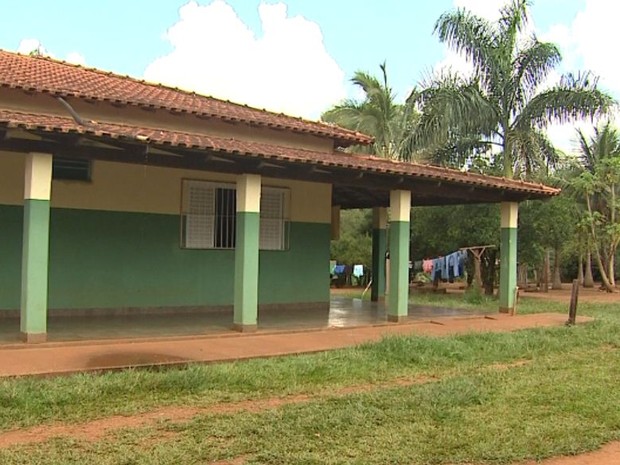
[353,264,364,278]
[432,257,447,281]
[422,259,433,274]
[446,252,461,278]
[334,264,346,274]
[458,250,468,276]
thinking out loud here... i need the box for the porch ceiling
[0,109,560,208]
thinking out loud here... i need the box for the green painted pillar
[371,207,387,302]
[20,152,52,343]
[499,202,518,313]
[387,190,411,322]
[233,174,261,332]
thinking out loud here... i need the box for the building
[0,50,558,343]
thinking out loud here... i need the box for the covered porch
[1,137,557,344]
[0,295,491,344]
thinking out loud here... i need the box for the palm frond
[515,73,615,130]
[576,122,620,173]
[419,136,494,168]
[434,9,497,88]
[413,71,499,150]
[509,129,558,177]
[510,40,561,110]
[498,0,530,52]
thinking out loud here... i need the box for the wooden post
[510,286,519,316]
[567,279,579,326]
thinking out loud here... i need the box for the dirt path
[518,441,620,465]
[0,376,439,448]
[0,313,584,378]
[0,362,533,449]
[215,441,620,465]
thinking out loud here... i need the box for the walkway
[0,312,587,378]
[0,296,488,343]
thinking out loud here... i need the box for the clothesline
[459,245,496,259]
[421,250,468,280]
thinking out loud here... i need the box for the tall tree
[573,123,620,291]
[322,63,417,160]
[413,0,614,177]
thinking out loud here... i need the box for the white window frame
[181,179,289,251]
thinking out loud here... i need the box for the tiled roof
[0,109,559,198]
[0,49,373,146]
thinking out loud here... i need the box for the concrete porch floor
[0,296,490,344]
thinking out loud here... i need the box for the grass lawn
[0,296,618,464]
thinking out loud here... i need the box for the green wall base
[20,199,51,336]
[234,211,260,327]
[387,220,410,319]
[499,227,517,312]
[0,205,330,310]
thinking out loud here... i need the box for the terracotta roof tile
[0,109,559,198]
[0,49,373,146]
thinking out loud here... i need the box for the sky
[0,0,616,154]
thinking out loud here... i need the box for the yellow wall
[0,151,331,223]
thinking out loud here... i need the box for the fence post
[567,279,579,325]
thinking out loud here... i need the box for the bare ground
[5,359,615,465]
[520,285,619,304]
[0,287,616,463]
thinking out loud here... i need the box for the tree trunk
[593,247,615,292]
[584,251,594,288]
[518,263,528,289]
[482,248,496,296]
[585,194,614,291]
[503,126,514,178]
[552,248,563,290]
[608,250,616,288]
[473,256,482,290]
[577,253,584,286]
[542,249,550,293]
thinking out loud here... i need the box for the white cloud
[65,52,86,65]
[144,0,346,120]
[16,38,86,66]
[552,1,620,96]
[17,38,47,55]
[539,1,620,156]
[453,0,502,20]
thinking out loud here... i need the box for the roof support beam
[0,134,535,206]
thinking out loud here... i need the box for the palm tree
[322,63,417,160]
[412,0,614,178]
[573,123,620,291]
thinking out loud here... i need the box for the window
[260,188,286,250]
[52,157,91,181]
[181,180,289,250]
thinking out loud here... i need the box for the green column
[371,207,387,301]
[387,190,411,322]
[20,153,52,343]
[499,202,518,313]
[233,174,261,332]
